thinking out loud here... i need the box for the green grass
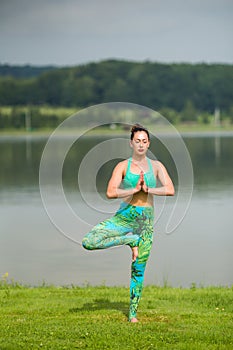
[1,123,233,138]
[0,282,232,349]
[0,105,78,117]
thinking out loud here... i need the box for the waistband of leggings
[118,201,154,213]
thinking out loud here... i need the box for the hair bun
[130,123,150,140]
[131,123,144,132]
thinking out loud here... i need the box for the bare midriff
[124,191,154,207]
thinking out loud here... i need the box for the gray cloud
[0,0,232,65]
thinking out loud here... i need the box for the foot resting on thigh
[131,246,138,262]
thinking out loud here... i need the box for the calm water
[0,132,233,287]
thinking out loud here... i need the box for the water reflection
[1,134,233,190]
[214,135,221,163]
[26,135,32,162]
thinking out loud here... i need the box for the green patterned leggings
[82,202,154,321]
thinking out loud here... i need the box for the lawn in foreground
[0,285,232,349]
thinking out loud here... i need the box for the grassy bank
[0,283,232,349]
[1,123,233,138]
[1,105,233,136]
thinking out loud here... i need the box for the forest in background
[0,60,232,129]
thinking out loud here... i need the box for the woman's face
[130,131,150,156]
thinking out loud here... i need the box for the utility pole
[25,108,31,131]
[214,107,220,127]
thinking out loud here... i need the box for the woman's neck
[132,154,147,162]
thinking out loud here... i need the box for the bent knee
[82,237,95,250]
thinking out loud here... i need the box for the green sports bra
[123,157,156,189]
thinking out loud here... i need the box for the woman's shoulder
[113,159,128,172]
[150,159,165,171]
[117,159,128,166]
[150,159,161,166]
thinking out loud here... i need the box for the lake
[0,132,233,287]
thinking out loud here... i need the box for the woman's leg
[128,211,154,321]
[82,215,140,250]
[82,203,154,322]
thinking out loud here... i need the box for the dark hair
[130,123,150,141]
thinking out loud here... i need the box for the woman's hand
[135,172,149,193]
[134,171,144,193]
[141,182,148,193]
[140,172,149,193]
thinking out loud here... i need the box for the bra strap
[126,157,132,173]
[147,157,154,171]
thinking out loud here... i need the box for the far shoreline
[1,124,233,139]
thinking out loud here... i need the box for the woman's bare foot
[130,317,138,323]
[131,246,138,262]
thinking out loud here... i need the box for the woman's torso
[122,157,156,207]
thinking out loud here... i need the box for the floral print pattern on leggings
[82,202,154,321]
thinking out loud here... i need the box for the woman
[82,124,175,322]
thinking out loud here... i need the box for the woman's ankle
[131,246,138,262]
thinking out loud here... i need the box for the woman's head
[130,124,150,156]
[130,124,150,141]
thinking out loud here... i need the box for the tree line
[0,60,233,128]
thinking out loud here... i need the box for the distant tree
[181,100,197,122]
[0,64,55,78]
[71,76,97,106]
[0,61,233,119]
[36,70,67,105]
[159,107,181,124]
[102,78,131,102]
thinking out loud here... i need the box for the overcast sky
[0,0,232,66]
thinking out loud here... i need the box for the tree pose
[82,124,175,322]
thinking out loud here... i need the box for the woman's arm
[142,161,175,196]
[106,161,142,199]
